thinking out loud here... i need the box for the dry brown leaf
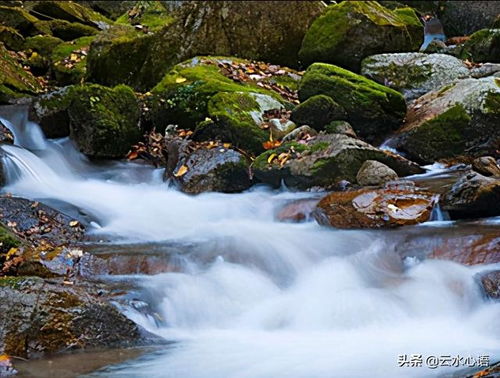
[174,165,188,177]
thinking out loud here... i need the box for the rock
[456,29,500,64]
[356,160,399,186]
[299,1,422,72]
[48,19,98,41]
[165,139,251,194]
[313,184,437,229]
[87,1,325,90]
[82,1,135,20]
[298,63,407,142]
[0,5,48,36]
[469,63,500,79]
[252,133,422,190]
[67,84,141,158]
[0,25,23,50]
[473,156,500,177]
[114,1,173,31]
[269,119,296,140]
[0,43,43,103]
[439,1,500,37]
[441,171,500,219]
[361,53,470,100]
[28,86,73,138]
[393,77,500,163]
[479,270,500,300]
[0,196,84,247]
[23,34,63,58]
[290,94,347,131]
[281,125,318,143]
[0,276,144,359]
[324,121,357,138]
[51,36,95,85]
[31,1,112,27]
[275,198,320,223]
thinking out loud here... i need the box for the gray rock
[479,270,500,300]
[356,160,399,186]
[269,118,296,139]
[473,156,500,177]
[439,1,500,37]
[324,120,357,138]
[282,125,318,143]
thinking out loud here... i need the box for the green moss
[458,29,500,63]
[0,25,24,50]
[484,91,500,114]
[0,5,45,36]
[0,276,36,289]
[291,94,346,130]
[253,142,308,169]
[48,19,97,41]
[0,225,21,254]
[31,1,112,27]
[405,104,471,161]
[24,34,63,56]
[51,36,94,85]
[115,1,174,30]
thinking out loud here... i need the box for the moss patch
[115,1,174,31]
[290,94,346,130]
[48,19,97,41]
[458,29,500,63]
[31,1,111,26]
[51,36,94,85]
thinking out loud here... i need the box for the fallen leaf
[174,165,188,177]
[127,150,139,160]
[267,153,277,164]
[263,140,281,150]
[175,77,187,83]
[69,220,79,227]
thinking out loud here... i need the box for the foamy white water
[1,109,499,378]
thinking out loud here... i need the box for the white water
[1,110,500,378]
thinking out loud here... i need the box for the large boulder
[441,171,500,219]
[0,43,43,103]
[361,53,470,100]
[456,29,500,64]
[313,184,437,229]
[67,84,142,158]
[87,1,325,90]
[252,133,422,190]
[439,1,500,37]
[290,94,347,131]
[0,276,144,359]
[356,159,398,186]
[299,1,422,72]
[30,1,111,27]
[392,77,500,163]
[165,140,251,194]
[0,5,49,36]
[298,63,407,142]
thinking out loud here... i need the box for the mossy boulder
[115,1,174,31]
[0,25,23,50]
[82,1,136,20]
[0,5,48,36]
[24,34,63,57]
[361,53,470,100]
[393,77,500,163]
[51,36,94,85]
[457,29,500,64]
[290,95,347,131]
[29,86,73,138]
[299,1,422,72]
[31,1,111,27]
[252,133,422,190]
[67,84,141,158]
[298,63,407,142]
[48,19,98,41]
[0,43,43,103]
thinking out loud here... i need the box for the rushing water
[1,108,500,378]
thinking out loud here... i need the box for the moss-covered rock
[361,53,470,100]
[0,25,23,50]
[31,1,112,27]
[67,84,141,158]
[324,120,357,138]
[298,63,406,142]
[48,19,97,41]
[24,34,63,57]
[29,86,73,138]
[115,1,173,31]
[51,35,94,85]
[252,133,422,190]
[0,43,43,103]
[82,1,135,20]
[393,77,500,163]
[290,95,347,131]
[0,5,48,36]
[299,1,422,72]
[457,29,500,64]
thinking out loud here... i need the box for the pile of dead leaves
[54,47,88,70]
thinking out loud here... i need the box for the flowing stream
[1,107,500,378]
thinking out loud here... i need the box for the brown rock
[479,270,500,300]
[275,198,320,223]
[473,156,500,177]
[356,160,398,186]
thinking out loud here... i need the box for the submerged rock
[441,171,500,219]
[356,160,399,186]
[393,77,500,163]
[314,184,437,229]
[298,63,407,142]
[361,53,470,100]
[252,133,422,190]
[299,1,422,71]
[0,276,145,359]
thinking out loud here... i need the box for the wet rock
[393,77,500,163]
[0,276,145,359]
[68,84,142,158]
[473,156,500,177]
[252,133,422,190]
[299,1,422,72]
[30,1,112,27]
[165,140,251,194]
[439,1,500,37]
[275,198,320,223]
[324,121,357,138]
[290,95,347,131]
[456,29,500,64]
[0,25,23,50]
[479,270,500,300]
[0,119,14,144]
[298,63,406,143]
[356,160,399,186]
[313,185,437,229]
[87,1,324,90]
[441,171,500,219]
[361,53,470,100]
[28,86,72,138]
[282,125,317,143]
[0,43,43,103]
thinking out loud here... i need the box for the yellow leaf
[174,165,188,177]
[223,143,231,148]
[5,248,18,260]
[267,153,277,164]
[69,220,79,227]
[175,77,187,83]
[70,53,78,61]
